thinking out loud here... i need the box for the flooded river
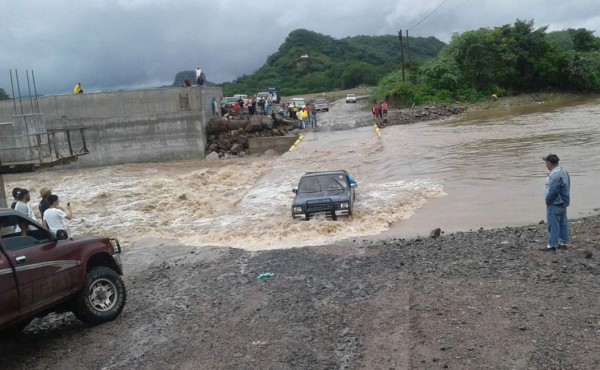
[5,96,600,250]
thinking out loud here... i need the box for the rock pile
[387,105,467,126]
[206,115,296,159]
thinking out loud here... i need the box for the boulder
[245,116,264,133]
[206,151,220,160]
[261,116,274,130]
[207,143,218,152]
[207,118,229,134]
[237,135,249,145]
[230,143,243,154]
[226,119,247,131]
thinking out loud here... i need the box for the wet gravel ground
[1,215,599,369]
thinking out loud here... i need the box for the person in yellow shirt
[300,107,309,130]
[73,82,83,94]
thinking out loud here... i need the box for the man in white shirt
[43,195,73,237]
[195,66,205,85]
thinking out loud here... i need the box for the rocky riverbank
[2,214,599,369]
[205,115,296,158]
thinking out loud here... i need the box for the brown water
[5,97,600,249]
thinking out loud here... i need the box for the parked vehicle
[0,209,126,333]
[267,87,281,103]
[314,99,329,112]
[256,92,270,101]
[289,98,307,109]
[346,94,357,103]
[233,94,248,101]
[291,170,356,220]
[221,97,239,109]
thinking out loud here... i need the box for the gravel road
[2,215,599,369]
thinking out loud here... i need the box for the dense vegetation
[373,20,600,106]
[173,29,445,96]
[0,88,9,101]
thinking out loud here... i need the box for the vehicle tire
[71,266,127,325]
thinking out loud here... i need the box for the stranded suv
[291,170,356,220]
[0,208,126,334]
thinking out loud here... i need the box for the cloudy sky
[1,0,599,96]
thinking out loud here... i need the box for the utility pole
[398,31,405,82]
[406,30,413,84]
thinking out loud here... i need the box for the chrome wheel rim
[88,278,117,312]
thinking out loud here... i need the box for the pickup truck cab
[0,209,126,334]
[291,170,357,220]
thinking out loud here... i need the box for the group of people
[287,103,317,130]
[230,97,274,117]
[372,100,388,122]
[10,187,73,238]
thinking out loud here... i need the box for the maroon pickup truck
[0,208,126,334]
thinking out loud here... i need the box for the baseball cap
[543,154,559,164]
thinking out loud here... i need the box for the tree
[0,88,9,101]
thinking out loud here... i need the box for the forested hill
[173,29,445,96]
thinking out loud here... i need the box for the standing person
[372,103,380,122]
[266,98,273,115]
[43,195,73,237]
[378,101,383,119]
[183,78,191,87]
[300,107,309,130]
[14,189,36,220]
[10,187,21,209]
[234,101,240,116]
[238,98,245,116]
[540,154,570,252]
[211,97,219,117]
[381,100,388,121]
[39,187,53,218]
[195,66,205,85]
[14,189,36,235]
[309,103,317,128]
[73,82,83,94]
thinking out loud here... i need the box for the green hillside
[172,29,445,96]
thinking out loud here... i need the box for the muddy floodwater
[5,96,600,250]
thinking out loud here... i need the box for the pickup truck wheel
[72,266,127,325]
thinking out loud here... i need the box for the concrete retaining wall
[0,86,222,168]
[248,136,297,155]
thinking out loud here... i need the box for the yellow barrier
[288,134,305,152]
[373,122,381,137]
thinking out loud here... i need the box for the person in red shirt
[372,103,380,120]
[234,102,240,116]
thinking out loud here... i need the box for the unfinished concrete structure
[0,86,220,169]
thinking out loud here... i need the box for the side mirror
[350,183,357,188]
[292,189,297,194]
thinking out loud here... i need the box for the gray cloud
[1,0,599,96]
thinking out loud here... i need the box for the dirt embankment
[2,215,599,369]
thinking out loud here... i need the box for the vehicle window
[0,215,53,251]
[298,175,346,193]
[298,177,321,193]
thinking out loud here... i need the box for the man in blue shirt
[540,154,570,251]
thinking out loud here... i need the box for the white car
[289,98,307,109]
[346,94,357,103]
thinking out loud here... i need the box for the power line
[408,0,450,31]
[417,0,475,30]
